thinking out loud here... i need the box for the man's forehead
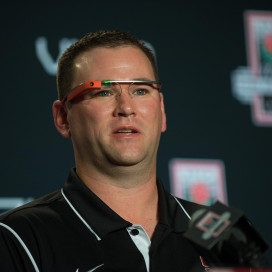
[72,46,155,83]
[74,45,146,63]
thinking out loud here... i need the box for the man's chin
[108,153,145,167]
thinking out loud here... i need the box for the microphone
[183,201,269,268]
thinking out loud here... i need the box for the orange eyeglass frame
[62,81,102,102]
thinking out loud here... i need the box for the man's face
[65,46,166,170]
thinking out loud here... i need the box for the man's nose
[113,88,135,117]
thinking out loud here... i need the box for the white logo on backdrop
[0,197,33,215]
[231,11,272,127]
[35,37,156,76]
[35,37,77,75]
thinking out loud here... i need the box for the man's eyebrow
[100,78,154,81]
[133,77,154,81]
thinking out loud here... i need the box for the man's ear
[160,93,167,132]
[52,100,71,138]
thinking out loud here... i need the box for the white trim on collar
[61,188,101,241]
[172,196,191,219]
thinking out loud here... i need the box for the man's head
[57,30,159,101]
[53,30,166,181]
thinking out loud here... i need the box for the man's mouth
[115,129,137,135]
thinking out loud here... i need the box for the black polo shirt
[0,168,206,272]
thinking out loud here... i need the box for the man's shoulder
[158,180,206,219]
[0,190,63,225]
[170,194,206,218]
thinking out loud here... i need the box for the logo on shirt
[200,256,210,271]
[76,263,104,272]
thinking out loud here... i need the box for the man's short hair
[57,30,159,101]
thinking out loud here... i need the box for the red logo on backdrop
[231,11,272,127]
[169,159,227,205]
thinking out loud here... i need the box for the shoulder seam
[0,191,62,220]
[0,223,40,272]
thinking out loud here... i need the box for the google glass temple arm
[62,81,101,102]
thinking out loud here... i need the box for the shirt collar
[63,168,190,239]
[157,179,191,233]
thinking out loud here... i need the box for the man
[0,30,206,271]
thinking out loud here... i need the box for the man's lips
[113,126,140,135]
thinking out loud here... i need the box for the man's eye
[95,90,112,97]
[134,89,148,96]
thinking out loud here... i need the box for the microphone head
[183,201,269,267]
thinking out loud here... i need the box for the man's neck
[76,167,159,239]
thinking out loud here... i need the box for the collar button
[130,229,139,236]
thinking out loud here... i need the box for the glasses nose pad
[113,82,122,98]
[127,82,135,98]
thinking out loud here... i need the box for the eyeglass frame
[62,80,162,103]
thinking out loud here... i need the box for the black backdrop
[1,0,272,262]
